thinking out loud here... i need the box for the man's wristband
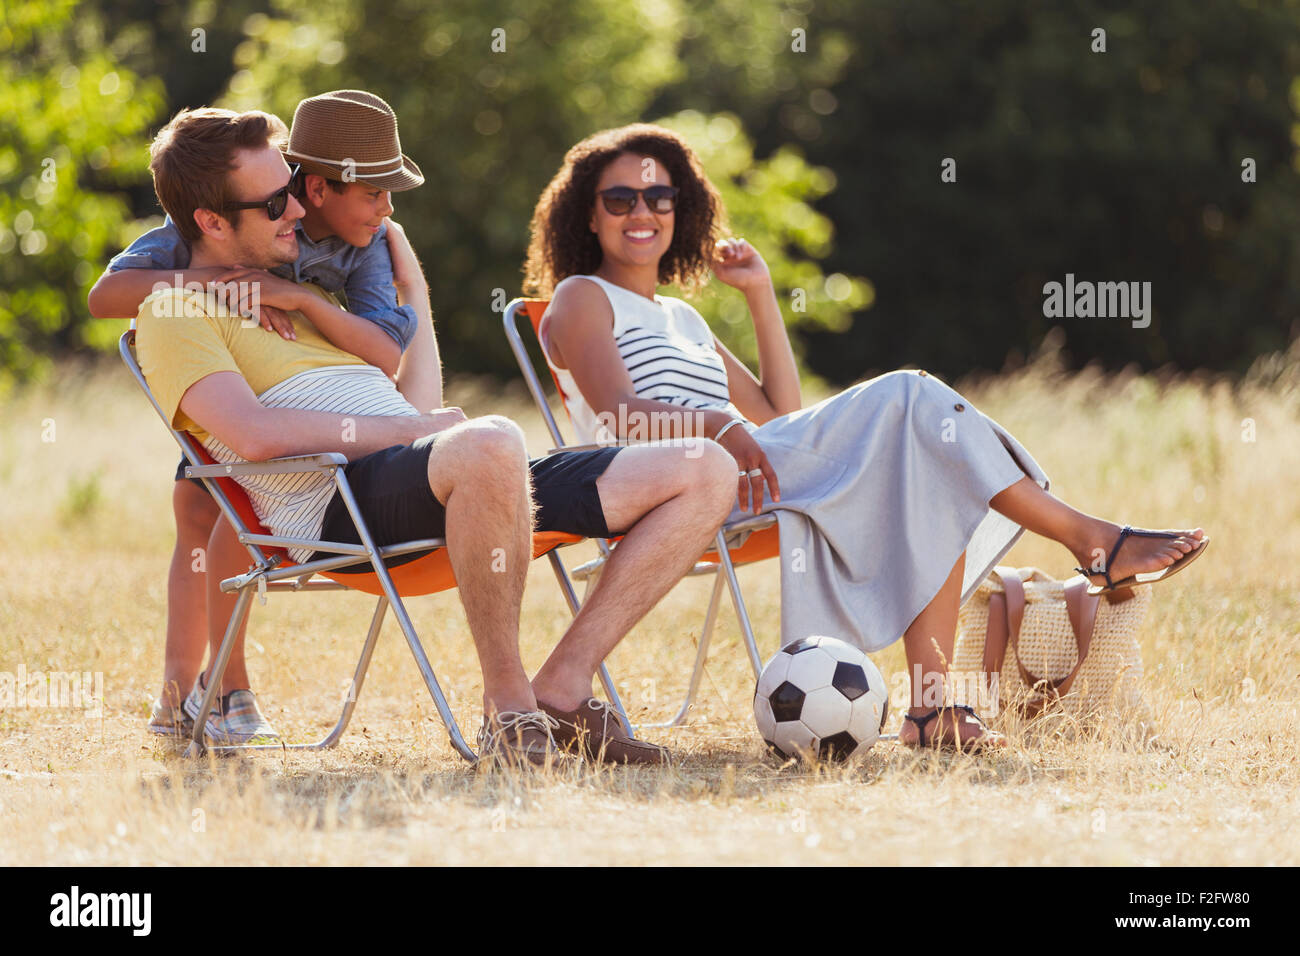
[712,418,745,443]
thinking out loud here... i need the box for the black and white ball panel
[754,636,890,762]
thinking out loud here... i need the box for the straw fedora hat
[283,90,423,192]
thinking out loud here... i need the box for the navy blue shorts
[313,436,621,572]
[176,456,212,494]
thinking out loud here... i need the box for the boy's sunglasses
[597,185,679,215]
[222,164,303,221]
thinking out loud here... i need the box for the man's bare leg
[425,416,535,718]
[531,441,737,710]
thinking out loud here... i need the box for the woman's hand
[715,423,780,513]
[711,238,771,294]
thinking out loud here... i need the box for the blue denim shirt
[107,216,418,351]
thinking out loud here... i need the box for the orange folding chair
[503,298,782,727]
[120,329,624,760]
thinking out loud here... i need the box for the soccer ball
[753,635,889,762]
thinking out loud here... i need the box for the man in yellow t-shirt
[133,107,739,765]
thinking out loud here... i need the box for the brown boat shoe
[476,710,563,769]
[537,697,671,766]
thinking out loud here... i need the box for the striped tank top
[543,274,741,443]
[201,364,419,563]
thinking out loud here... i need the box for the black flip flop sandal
[901,704,1004,753]
[1076,526,1209,597]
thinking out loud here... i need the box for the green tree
[0,0,163,385]
[657,109,871,364]
[221,0,866,375]
[799,0,1300,381]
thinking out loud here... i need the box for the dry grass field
[1,343,1298,866]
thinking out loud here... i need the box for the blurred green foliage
[796,0,1300,381]
[220,0,862,375]
[0,0,163,384]
[4,0,1300,387]
[656,109,871,358]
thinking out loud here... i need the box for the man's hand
[715,423,780,512]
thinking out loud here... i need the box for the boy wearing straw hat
[88,92,434,743]
[91,90,423,360]
[128,105,731,765]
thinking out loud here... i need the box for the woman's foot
[1072,522,1206,591]
[898,705,1006,752]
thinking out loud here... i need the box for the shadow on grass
[131,703,1185,835]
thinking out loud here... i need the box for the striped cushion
[202,364,418,563]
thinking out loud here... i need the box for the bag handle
[983,567,1101,714]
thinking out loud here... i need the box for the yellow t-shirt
[135,282,420,562]
[134,283,369,443]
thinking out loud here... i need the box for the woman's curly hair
[523,123,725,297]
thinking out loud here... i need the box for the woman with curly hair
[523,123,1207,750]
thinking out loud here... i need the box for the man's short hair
[149,107,289,242]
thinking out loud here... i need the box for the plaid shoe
[184,674,280,746]
[147,696,194,737]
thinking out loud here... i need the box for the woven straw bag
[952,567,1151,721]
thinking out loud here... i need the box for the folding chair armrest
[718,511,778,551]
[722,512,777,537]
[185,452,348,479]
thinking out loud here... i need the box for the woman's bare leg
[897,550,1003,747]
[989,477,1204,586]
[894,477,1204,748]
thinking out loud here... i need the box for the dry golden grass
[1,348,1297,866]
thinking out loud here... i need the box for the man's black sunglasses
[597,185,679,215]
[222,164,303,221]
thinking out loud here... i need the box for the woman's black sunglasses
[222,164,303,221]
[597,185,679,215]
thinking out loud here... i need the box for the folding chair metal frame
[503,298,779,728]
[120,329,630,760]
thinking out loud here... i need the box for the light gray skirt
[729,369,1048,653]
